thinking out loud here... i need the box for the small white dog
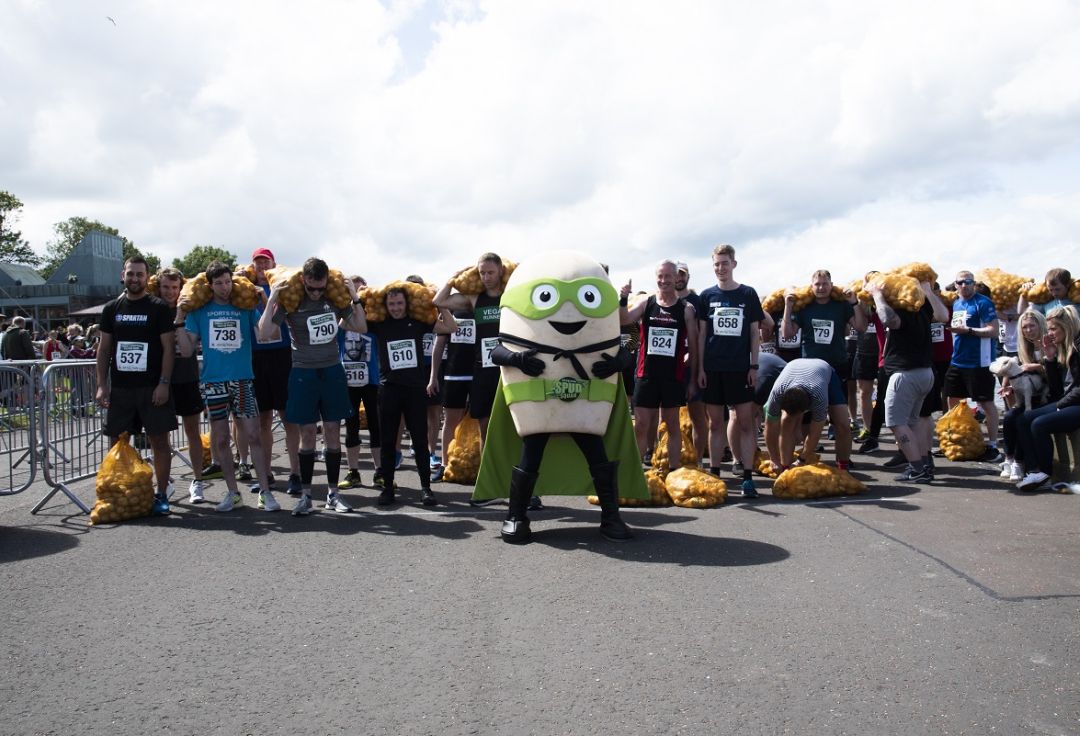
[990,356,1049,411]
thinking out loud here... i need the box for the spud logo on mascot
[472,250,648,544]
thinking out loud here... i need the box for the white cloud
[2,0,1079,299]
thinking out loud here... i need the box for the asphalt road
[2,437,1078,736]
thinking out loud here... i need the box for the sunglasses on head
[955,278,974,286]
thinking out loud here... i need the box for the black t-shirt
[100,294,174,388]
[753,352,787,406]
[369,317,435,388]
[883,300,934,373]
[636,295,689,381]
[474,292,502,371]
[445,309,476,379]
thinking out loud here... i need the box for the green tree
[0,191,41,267]
[171,245,238,278]
[39,217,159,278]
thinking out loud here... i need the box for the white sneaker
[1008,465,1023,482]
[999,460,1013,479]
[292,494,313,516]
[189,480,207,504]
[325,493,353,513]
[258,491,281,512]
[1017,471,1050,491]
[216,490,243,512]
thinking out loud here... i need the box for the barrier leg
[31,482,91,515]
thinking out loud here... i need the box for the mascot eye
[531,283,559,310]
[577,284,602,308]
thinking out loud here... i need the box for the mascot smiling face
[497,251,621,437]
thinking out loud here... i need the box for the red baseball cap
[251,248,275,262]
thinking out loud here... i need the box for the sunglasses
[304,284,326,293]
[954,279,974,286]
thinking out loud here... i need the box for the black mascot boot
[501,466,537,545]
[591,460,633,541]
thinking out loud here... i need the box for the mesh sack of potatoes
[889,262,938,285]
[1070,279,1080,303]
[771,463,866,499]
[651,423,698,478]
[868,273,925,312]
[240,265,257,283]
[264,267,305,312]
[664,467,727,508]
[229,275,260,309]
[938,289,958,306]
[587,468,672,507]
[1022,282,1051,304]
[441,417,481,484]
[358,281,437,323]
[449,260,518,295]
[975,268,1029,314]
[177,273,215,312]
[848,279,873,307]
[761,288,786,315]
[935,403,986,461]
[200,433,211,470]
[89,433,156,525]
[753,448,780,479]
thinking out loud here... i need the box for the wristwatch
[749,363,759,369]
[159,376,171,385]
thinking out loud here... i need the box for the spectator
[998,309,1054,482]
[1,316,36,361]
[43,330,67,361]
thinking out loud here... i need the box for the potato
[868,273,925,312]
[178,273,213,312]
[360,281,437,323]
[975,268,1030,313]
[229,275,260,310]
[935,403,986,461]
[89,433,155,525]
[442,417,482,484]
[1023,282,1051,304]
[890,262,938,285]
[265,267,305,313]
[771,463,866,499]
[449,260,518,295]
[664,467,727,508]
[586,468,672,507]
[1070,279,1080,304]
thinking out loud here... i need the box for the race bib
[49,350,63,361]
[423,333,435,358]
[760,341,776,355]
[866,323,876,335]
[811,319,834,345]
[344,361,369,387]
[209,317,243,353]
[116,341,148,372]
[778,327,801,349]
[931,323,945,343]
[712,306,744,337]
[998,321,1007,342]
[620,334,632,348]
[950,310,968,330]
[451,319,476,344]
[481,337,499,369]
[387,339,418,371]
[647,326,677,357]
[307,312,338,345]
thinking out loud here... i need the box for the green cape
[472,375,649,500]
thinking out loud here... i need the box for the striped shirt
[765,358,834,422]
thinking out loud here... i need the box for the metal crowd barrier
[0,363,37,496]
[32,360,101,514]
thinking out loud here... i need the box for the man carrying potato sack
[96,255,178,516]
[258,257,366,516]
[176,261,281,513]
[764,358,853,473]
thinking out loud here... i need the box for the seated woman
[1014,307,1080,491]
[999,310,1056,482]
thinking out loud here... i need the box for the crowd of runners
[91,246,1080,520]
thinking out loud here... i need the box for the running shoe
[979,446,1004,464]
[188,479,207,504]
[286,474,303,496]
[377,488,396,506]
[856,437,879,454]
[394,451,403,470]
[1017,471,1050,491]
[151,494,171,516]
[740,479,759,499]
[216,490,243,512]
[258,491,281,512]
[325,493,353,513]
[203,463,223,480]
[895,465,932,483]
[337,469,363,490]
[237,462,252,481]
[854,428,871,443]
[882,451,907,468]
[430,453,442,470]
[431,465,445,483]
[292,494,313,516]
[421,488,437,507]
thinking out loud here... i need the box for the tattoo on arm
[876,301,898,327]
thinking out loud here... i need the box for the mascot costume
[472,251,648,543]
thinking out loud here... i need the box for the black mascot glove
[490,343,545,377]
[591,346,631,379]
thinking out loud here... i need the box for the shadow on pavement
[531,525,790,566]
[0,525,80,563]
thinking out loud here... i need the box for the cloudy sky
[3,0,1079,295]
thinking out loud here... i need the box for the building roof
[0,262,47,286]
